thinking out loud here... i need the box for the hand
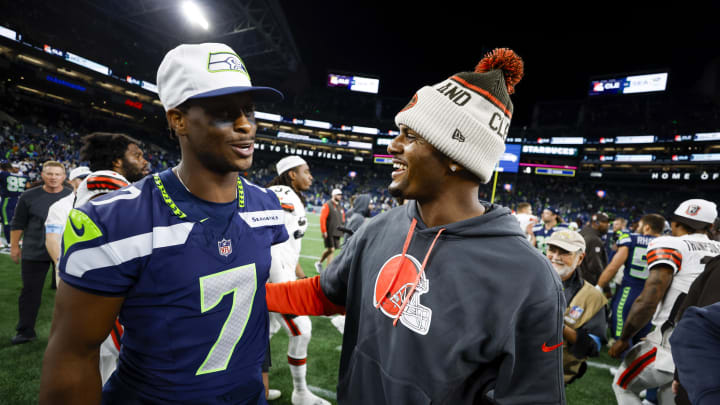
[10,246,21,264]
[609,338,630,358]
[672,380,680,395]
[322,232,327,238]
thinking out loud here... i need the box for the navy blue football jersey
[615,231,656,288]
[0,171,29,198]
[59,169,288,403]
[533,222,569,255]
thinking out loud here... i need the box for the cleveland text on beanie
[394,48,524,183]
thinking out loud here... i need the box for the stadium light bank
[182,1,210,30]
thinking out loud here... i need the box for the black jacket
[578,226,608,285]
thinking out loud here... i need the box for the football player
[39,43,287,405]
[264,155,329,405]
[0,162,29,248]
[610,199,720,404]
[532,206,568,255]
[596,213,665,347]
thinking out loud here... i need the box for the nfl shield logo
[569,305,584,320]
[218,239,232,257]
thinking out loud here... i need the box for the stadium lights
[182,1,210,30]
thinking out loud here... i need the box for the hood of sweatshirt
[353,194,372,217]
[405,199,526,239]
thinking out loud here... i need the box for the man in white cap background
[610,198,720,405]
[261,155,329,405]
[265,48,566,404]
[44,165,90,274]
[545,229,608,385]
[40,42,288,405]
[315,187,344,272]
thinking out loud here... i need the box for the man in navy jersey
[40,42,286,405]
[596,213,666,345]
[532,206,568,255]
[0,162,29,248]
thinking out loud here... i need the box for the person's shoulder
[648,234,683,250]
[240,177,284,210]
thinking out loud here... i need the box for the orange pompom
[475,48,524,94]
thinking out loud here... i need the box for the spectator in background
[315,188,345,272]
[340,193,374,245]
[578,212,609,286]
[9,160,72,344]
[44,166,91,277]
[546,229,607,385]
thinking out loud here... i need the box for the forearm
[563,325,577,345]
[39,338,102,404]
[10,229,22,247]
[598,247,627,288]
[46,233,62,265]
[620,298,657,341]
[266,275,344,316]
[294,262,306,279]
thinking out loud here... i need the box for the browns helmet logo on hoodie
[373,253,432,335]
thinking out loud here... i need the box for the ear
[575,252,586,267]
[166,108,187,137]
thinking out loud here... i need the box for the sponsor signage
[521,145,578,156]
[589,72,668,95]
[496,144,521,173]
[650,171,720,181]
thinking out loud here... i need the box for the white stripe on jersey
[65,222,195,277]
[90,185,142,205]
[238,210,284,228]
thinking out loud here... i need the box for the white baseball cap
[68,166,91,181]
[672,199,718,230]
[276,155,307,175]
[332,189,342,196]
[74,171,130,207]
[156,43,284,111]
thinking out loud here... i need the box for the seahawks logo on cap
[207,52,248,75]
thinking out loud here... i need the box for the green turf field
[0,213,623,404]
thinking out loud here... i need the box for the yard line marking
[303,237,324,241]
[308,385,336,400]
[300,254,321,260]
[587,361,616,370]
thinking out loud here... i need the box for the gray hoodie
[321,201,566,404]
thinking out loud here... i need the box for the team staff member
[545,230,607,384]
[265,155,329,405]
[39,42,287,405]
[315,188,344,272]
[610,199,720,405]
[596,214,665,346]
[266,49,566,404]
[10,161,72,344]
[577,212,609,286]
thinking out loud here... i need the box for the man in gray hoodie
[266,48,565,404]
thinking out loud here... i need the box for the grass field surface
[0,213,623,404]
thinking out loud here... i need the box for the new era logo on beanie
[394,48,524,183]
